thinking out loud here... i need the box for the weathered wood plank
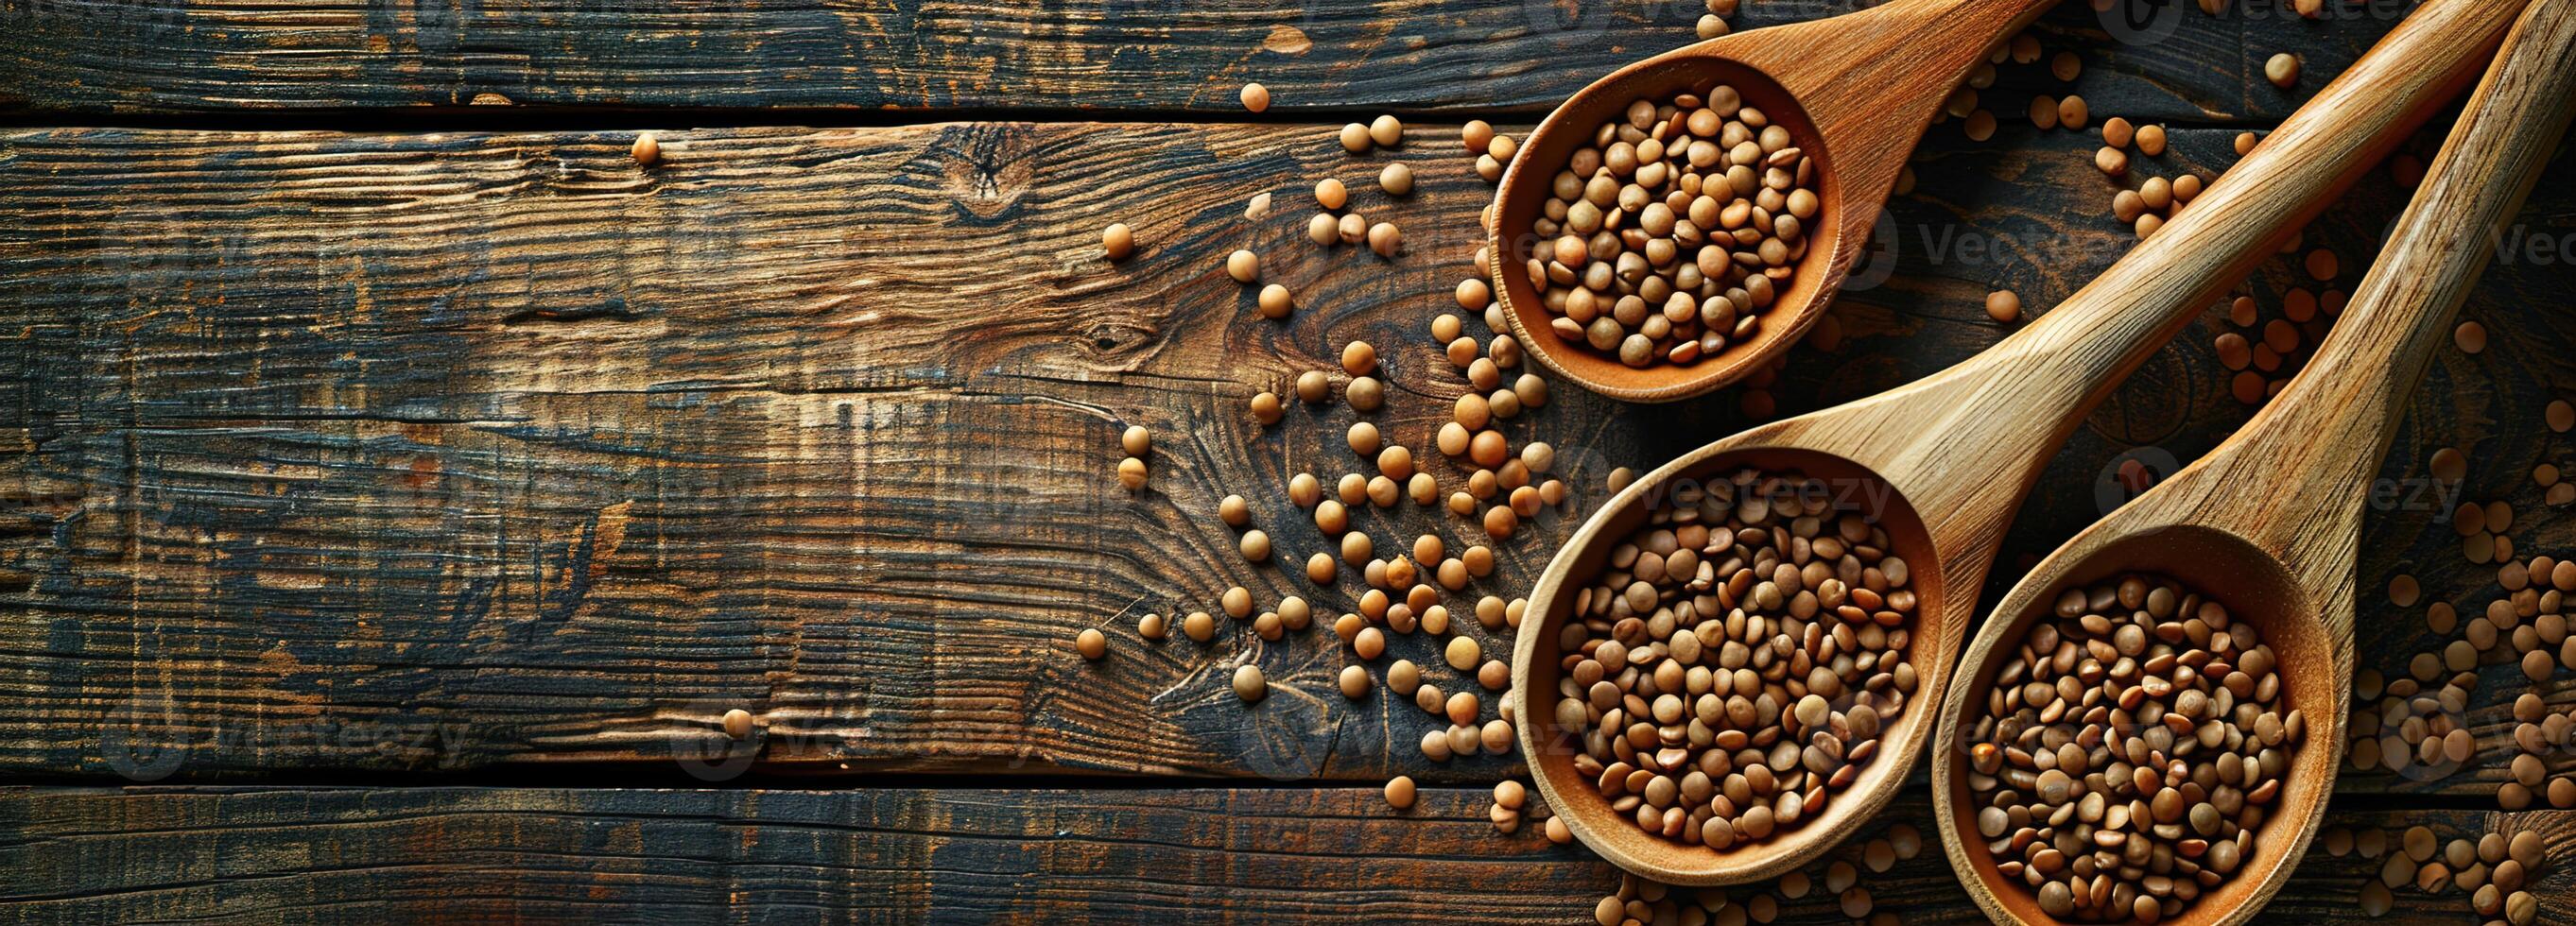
[1,121,2568,785]
[0,785,2565,923]
[0,0,2412,122]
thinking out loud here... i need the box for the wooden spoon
[1509,0,2528,887]
[1929,3,2576,923]
[1489,0,2058,403]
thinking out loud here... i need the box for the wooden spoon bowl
[1934,527,2343,926]
[1490,0,2056,403]
[1510,0,2528,886]
[1930,3,2575,921]
[1513,445,1950,884]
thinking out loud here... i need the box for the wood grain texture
[0,117,2569,786]
[0,785,2568,924]
[0,0,2417,122]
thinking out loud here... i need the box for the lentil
[1379,163,1414,197]
[631,133,662,165]
[1384,775,1417,808]
[2265,53,2299,88]
[1347,376,1385,411]
[1239,83,1270,112]
[1369,114,1403,147]
[1986,290,2022,323]
[1076,627,1108,660]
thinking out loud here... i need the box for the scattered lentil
[1986,290,2022,323]
[1385,775,1417,808]
[2265,53,2300,88]
[1379,163,1414,197]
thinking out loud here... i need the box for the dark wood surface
[0,0,2398,122]
[1,786,2568,924]
[3,0,2574,920]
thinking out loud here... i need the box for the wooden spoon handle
[1756,0,2060,218]
[2235,0,2576,532]
[1876,0,2526,522]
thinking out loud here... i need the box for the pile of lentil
[1962,574,2302,924]
[1521,84,1821,369]
[1552,467,1919,848]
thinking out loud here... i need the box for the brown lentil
[2136,124,2167,157]
[1369,114,1403,147]
[1384,775,1417,808]
[1257,283,1292,319]
[1102,222,1135,261]
[1463,120,1495,152]
[1347,376,1385,411]
[2265,53,2299,88]
[2456,321,2487,354]
[1379,163,1414,197]
[1986,290,2022,323]
[1232,663,1267,702]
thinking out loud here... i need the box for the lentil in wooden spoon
[1934,3,2576,922]
[1513,0,2530,887]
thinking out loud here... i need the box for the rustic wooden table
[3,0,2573,921]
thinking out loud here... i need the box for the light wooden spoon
[1930,2,2576,923]
[1491,0,2059,403]
[1510,0,2529,887]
